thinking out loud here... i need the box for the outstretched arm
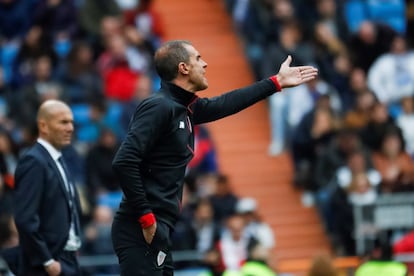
[192,56,318,124]
[276,55,318,88]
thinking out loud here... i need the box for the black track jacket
[112,79,279,228]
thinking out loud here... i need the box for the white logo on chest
[179,121,185,129]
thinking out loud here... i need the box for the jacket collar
[161,81,198,107]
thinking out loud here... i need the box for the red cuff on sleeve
[269,75,282,91]
[139,213,156,229]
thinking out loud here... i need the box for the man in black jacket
[111,40,318,275]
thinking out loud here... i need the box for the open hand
[276,56,318,88]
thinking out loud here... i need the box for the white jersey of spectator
[367,37,414,104]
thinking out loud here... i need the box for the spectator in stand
[97,35,143,102]
[0,0,33,42]
[312,0,349,40]
[14,55,63,132]
[329,148,381,252]
[59,41,103,105]
[314,128,371,194]
[291,98,339,192]
[359,102,404,153]
[262,17,316,147]
[266,0,297,40]
[312,17,348,86]
[120,73,154,132]
[85,127,121,208]
[394,229,414,255]
[220,244,276,276]
[209,174,239,225]
[0,0,32,86]
[268,76,341,156]
[231,0,274,80]
[123,25,156,69]
[82,205,118,275]
[342,67,370,112]
[260,19,315,81]
[235,197,275,250]
[216,214,249,273]
[11,26,58,88]
[331,173,379,256]
[172,198,221,269]
[187,125,219,175]
[123,0,165,49]
[372,130,414,193]
[328,52,353,110]
[335,150,381,192]
[332,150,380,228]
[367,36,414,106]
[348,21,398,72]
[356,237,407,276]
[78,0,121,44]
[193,173,219,200]
[33,0,78,54]
[396,96,414,158]
[304,0,349,91]
[343,90,377,131]
[97,33,147,74]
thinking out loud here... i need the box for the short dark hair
[154,40,192,81]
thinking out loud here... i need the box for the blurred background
[0,0,414,275]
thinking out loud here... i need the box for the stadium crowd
[227,0,414,268]
[0,0,413,275]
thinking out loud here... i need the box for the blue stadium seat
[344,0,369,33]
[71,103,91,125]
[366,0,406,33]
[0,43,19,84]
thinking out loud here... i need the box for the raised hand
[276,56,318,88]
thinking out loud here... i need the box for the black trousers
[112,216,174,276]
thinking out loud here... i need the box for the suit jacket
[13,142,81,275]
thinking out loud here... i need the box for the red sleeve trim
[139,212,156,228]
[269,75,282,92]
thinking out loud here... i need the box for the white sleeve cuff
[43,259,55,267]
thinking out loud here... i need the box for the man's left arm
[192,78,279,124]
[192,56,318,124]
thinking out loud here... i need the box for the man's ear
[178,62,189,75]
[38,120,47,134]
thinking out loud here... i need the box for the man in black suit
[13,100,82,276]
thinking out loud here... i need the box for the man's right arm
[112,98,170,228]
[13,155,54,267]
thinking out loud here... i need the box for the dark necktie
[58,156,81,235]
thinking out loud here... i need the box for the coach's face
[185,44,208,92]
[42,107,74,150]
